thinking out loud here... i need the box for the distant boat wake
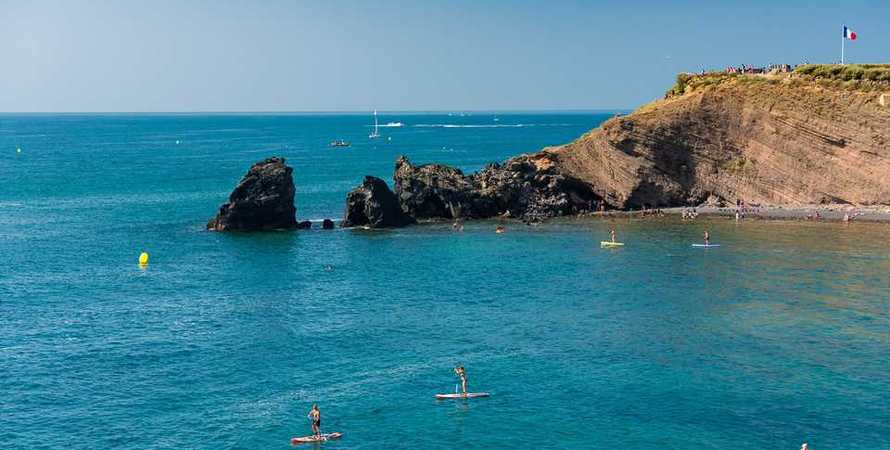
[413,123,571,128]
[365,122,404,128]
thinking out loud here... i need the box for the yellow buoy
[139,252,149,265]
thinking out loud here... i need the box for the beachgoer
[800,443,808,450]
[610,228,617,243]
[735,211,740,221]
[496,225,505,234]
[704,230,710,245]
[307,404,321,438]
[454,365,468,395]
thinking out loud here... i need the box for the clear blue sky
[1,0,887,112]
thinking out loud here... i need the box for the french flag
[843,25,857,40]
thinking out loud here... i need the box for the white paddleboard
[435,392,490,399]
[291,432,342,444]
[600,241,624,247]
[691,244,721,248]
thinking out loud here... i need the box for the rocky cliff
[547,72,890,208]
[344,69,890,227]
[207,157,297,231]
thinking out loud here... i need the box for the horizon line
[0,108,634,115]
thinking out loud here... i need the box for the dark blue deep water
[1,113,888,449]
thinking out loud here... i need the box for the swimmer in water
[495,225,505,234]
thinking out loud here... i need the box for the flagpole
[841,34,845,65]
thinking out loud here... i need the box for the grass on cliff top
[664,72,764,98]
[795,64,890,82]
[665,64,890,99]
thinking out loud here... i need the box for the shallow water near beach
[1,113,888,449]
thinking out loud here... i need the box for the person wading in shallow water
[703,230,710,245]
[307,404,321,438]
[454,365,468,396]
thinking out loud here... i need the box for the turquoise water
[1,113,888,449]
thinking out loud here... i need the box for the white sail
[369,109,381,139]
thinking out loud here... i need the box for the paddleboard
[435,392,490,399]
[600,241,624,247]
[291,432,342,445]
[691,244,721,248]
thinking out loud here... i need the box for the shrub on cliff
[796,64,890,84]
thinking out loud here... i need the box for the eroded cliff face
[547,75,890,208]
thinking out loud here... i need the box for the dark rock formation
[297,220,312,229]
[393,155,600,222]
[322,219,335,229]
[207,157,297,231]
[342,176,415,228]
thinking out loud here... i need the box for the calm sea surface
[1,113,888,449]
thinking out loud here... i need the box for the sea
[1,113,888,449]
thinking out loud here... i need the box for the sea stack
[207,157,298,231]
[342,176,415,228]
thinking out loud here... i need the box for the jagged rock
[394,156,494,219]
[207,157,297,231]
[322,219,335,229]
[393,155,599,221]
[342,176,415,228]
[297,220,312,229]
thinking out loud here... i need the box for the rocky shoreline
[207,154,890,231]
[208,72,890,231]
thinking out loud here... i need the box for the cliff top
[664,64,890,102]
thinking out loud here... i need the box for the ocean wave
[413,123,571,128]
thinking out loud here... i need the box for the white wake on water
[413,123,571,128]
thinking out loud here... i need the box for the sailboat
[368,109,381,139]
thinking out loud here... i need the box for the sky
[1,0,888,112]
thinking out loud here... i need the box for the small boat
[329,140,350,148]
[369,110,381,139]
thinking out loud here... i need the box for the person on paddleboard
[307,404,321,438]
[703,230,710,246]
[454,365,468,395]
[610,228,617,243]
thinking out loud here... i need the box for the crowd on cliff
[722,63,794,74]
